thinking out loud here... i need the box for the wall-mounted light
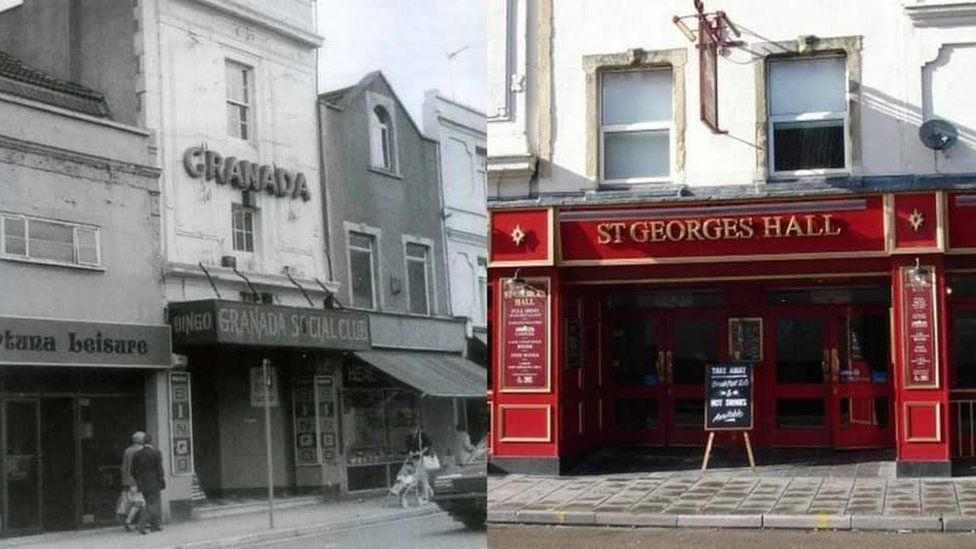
[908,257,930,290]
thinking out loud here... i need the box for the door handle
[656,350,665,382]
[666,351,674,385]
[822,349,830,380]
[830,348,840,383]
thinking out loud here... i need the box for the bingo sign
[705,364,753,431]
[293,376,338,466]
[903,266,939,389]
[500,278,550,392]
[169,372,194,475]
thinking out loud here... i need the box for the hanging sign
[902,266,939,389]
[169,371,194,475]
[250,365,280,407]
[705,363,753,430]
[500,277,551,392]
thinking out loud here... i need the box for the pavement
[242,512,485,549]
[487,449,976,533]
[0,495,443,549]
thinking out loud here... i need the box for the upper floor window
[600,68,672,182]
[768,56,847,173]
[226,60,252,140]
[348,231,378,310]
[1,214,100,268]
[405,241,432,315]
[231,204,255,252]
[370,106,396,171]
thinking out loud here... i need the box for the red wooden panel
[490,209,552,264]
[499,405,551,442]
[949,194,976,249]
[893,193,938,250]
[904,402,941,442]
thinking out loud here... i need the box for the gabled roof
[319,70,432,141]
[0,49,111,118]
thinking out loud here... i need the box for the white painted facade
[137,0,333,305]
[488,0,976,198]
[423,91,488,337]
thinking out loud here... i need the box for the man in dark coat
[131,434,166,534]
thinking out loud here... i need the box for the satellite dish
[918,119,958,151]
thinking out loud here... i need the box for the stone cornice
[0,134,161,185]
[194,0,323,48]
[904,1,976,26]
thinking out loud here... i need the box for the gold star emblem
[510,224,526,246]
[907,208,925,232]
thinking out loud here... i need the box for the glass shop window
[768,56,847,173]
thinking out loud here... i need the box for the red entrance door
[767,307,893,448]
[605,307,724,447]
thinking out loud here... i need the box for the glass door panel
[4,399,41,533]
[770,314,830,446]
[833,312,894,448]
[607,311,666,445]
[667,316,720,445]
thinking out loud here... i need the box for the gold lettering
[739,218,755,238]
[722,218,739,239]
[785,215,804,237]
[686,219,703,241]
[630,222,649,243]
[649,221,667,242]
[804,214,824,236]
[764,216,783,238]
[665,220,686,241]
[823,214,842,236]
[596,223,613,244]
[610,222,627,244]
[702,218,723,240]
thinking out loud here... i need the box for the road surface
[487,524,976,548]
[238,512,485,549]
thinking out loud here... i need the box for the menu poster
[705,363,753,431]
[903,267,939,389]
[501,277,551,392]
[728,318,762,363]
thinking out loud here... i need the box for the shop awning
[354,350,486,398]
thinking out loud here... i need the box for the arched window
[370,106,395,171]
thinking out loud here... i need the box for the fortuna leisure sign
[183,146,311,201]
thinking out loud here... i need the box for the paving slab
[851,514,943,531]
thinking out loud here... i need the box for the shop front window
[611,318,660,387]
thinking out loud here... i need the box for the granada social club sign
[500,278,550,392]
[183,146,311,201]
[559,198,885,262]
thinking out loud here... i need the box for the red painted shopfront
[488,191,976,477]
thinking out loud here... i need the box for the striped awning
[354,350,486,398]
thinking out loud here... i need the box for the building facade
[487,0,976,476]
[423,91,489,350]
[0,49,170,534]
[319,72,486,492]
[0,0,362,517]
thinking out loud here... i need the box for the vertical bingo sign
[293,376,338,466]
[170,371,194,475]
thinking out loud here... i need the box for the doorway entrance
[766,307,893,448]
[601,289,894,450]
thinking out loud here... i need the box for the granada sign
[183,146,311,201]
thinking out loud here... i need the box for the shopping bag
[422,454,440,472]
[129,490,146,509]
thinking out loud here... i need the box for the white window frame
[599,68,674,185]
[366,92,400,176]
[231,203,256,253]
[225,59,254,142]
[1,213,102,269]
[345,223,383,311]
[767,55,849,177]
[402,235,435,316]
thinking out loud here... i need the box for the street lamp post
[263,357,275,529]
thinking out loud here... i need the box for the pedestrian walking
[131,434,166,534]
[453,423,476,466]
[116,430,145,531]
[404,421,437,502]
